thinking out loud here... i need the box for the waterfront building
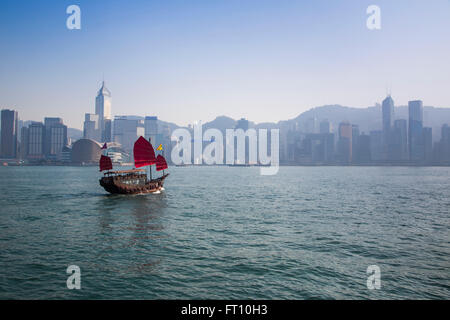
[437,124,450,163]
[20,126,29,159]
[319,120,331,134]
[304,117,317,134]
[144,116,158,143]
[60,146,72,163]
[423,127,433,163]
[83,113,100,142]
[381,95,394,160]
[71,139,102,164]
[391,119,408,161]
[354,133,371,164]
[44,117,67,159]
[27,122,45,160]
[370,130,383,162]
[49,124,68,159]
[113,116,145,153]
[352,124,359,163]
[408,100,424,162]
[304,133,335,163]
[0,109,19,159]
[337,121,352,164]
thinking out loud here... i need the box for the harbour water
[0,166,449,299]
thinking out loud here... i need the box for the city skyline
[1,0,449,129]
[3,87,450,166]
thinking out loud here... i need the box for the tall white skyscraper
[95,81,112,142]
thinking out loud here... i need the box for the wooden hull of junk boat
[99,174,169,195]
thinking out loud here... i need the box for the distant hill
[157,119,179,134]
[198,105,450,142]
[281,104,450,141]
[67,128,82,141]
[203,115,237,133]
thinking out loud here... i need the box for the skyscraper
[83,113,100,141]
[44,117,64,158]
[352,124,359,162]
[1,109,19,159]
[382,95,394,160]
[337,121,352,164]
[382,96,394,137]
[393,119,408,161]
[144,116,158,142]
[113,116,145,152]
[423,127,432,163]
[438,124,450,162]
[319,120,331,134]
[20,126,29,160]
[95,81,112,142]
[408,100,424,161]
[27,122,45,160]
[370,130,383,162]
[48,123,68,159]
[354,133,371,164]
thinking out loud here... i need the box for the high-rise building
[104,119,112,142]
[408,100,424,161]
[337,121,352,164]
[113,116,145,152]
[319,120,331,134]
[382,96,394,136]
[438,124,450,162]
[48,123,68,159]
[423,127,432,163]
[382,95,394,160]
[392,119,408,161]
[144,116,158,142]
[83,113,100,141]
[27,122,45,160]
[352,124,359,162]
[354,133,371,164]
[95,81,112,142]
[20,126,29,159]
[304,117,317,134]
[44,117,64,158]
[370,130,383,162]
[304,133,335,163]
[1,109,19,159]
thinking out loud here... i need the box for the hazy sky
[0,0,449,129]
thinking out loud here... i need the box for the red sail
[156,155,168,171]
[99,155,113,171]
[134,136,156,168]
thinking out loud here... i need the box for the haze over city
[1,0,449,129]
